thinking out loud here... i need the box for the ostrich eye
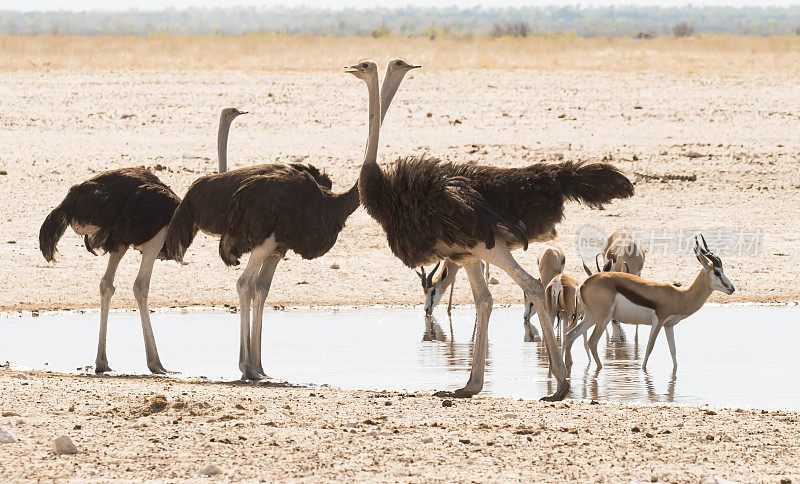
[395,61,403,66]
[431,288,436,297]
[361,63,369,68]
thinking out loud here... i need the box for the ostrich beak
[409,64,421,69]
[344,65,360,73]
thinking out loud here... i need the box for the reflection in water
[2,306,799,409]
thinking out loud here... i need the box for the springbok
[564,235,734,372]
[523,245,566,323]
[598,230,647,342]
[419,260,489,339]
[602,229,645,276]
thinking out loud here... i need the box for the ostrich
[39,167,180,374]
[348,60,634,401]
[37,107,247,374]
[164,59,419,380]
[218,107,248,173]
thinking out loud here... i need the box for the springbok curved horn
[623,262,630,273]
[595,253,603,272]
[428,261,441,286]
[582,260,593,276]
[416,267,427,283]
[699,233,709,251]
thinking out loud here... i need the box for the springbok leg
[664,325,678,370]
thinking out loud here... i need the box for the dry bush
[673,22,695,37]
[1,34,799,76]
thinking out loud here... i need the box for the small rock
[330,263,340,269]
[685,151,703,158]
[0,170,7,176]
[645,432,654,438]
[488,277,499,285]
[1,411,20,417]
[10,373,28,380]
[198,464,222,476]
[458,438,470,444]
[557,113,566,118]
[631,426,641,433]
[552,152,564,160]
[53,435,78,454]
[779,478,792,484]
[701,477,740,484]
[442,400,454,408]
[0,427,16,443]
[421,437,433,443]
[426,112,432,118]
[146,395,168,414]
[68,403,75,412]
[705,434,715,441]
[502,413,517,419]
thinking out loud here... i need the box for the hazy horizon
[8,0,800,12]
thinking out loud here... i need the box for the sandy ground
[0,368,798,482]
[0,68,799,312]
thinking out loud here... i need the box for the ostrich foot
[433,388,477,399]
[540,381,570,402]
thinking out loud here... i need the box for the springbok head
[582,254,614,277]
[694,234,735,295]
[416,261,447,316]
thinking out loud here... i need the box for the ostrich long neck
[358,71,385,208]
[334,72,382,218]
[380,67,401,123]
[217,114,234,173]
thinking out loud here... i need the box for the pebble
[53,435,78,454]
[421,437,433,444]
[199,464,222,476]
[330,263,340,269]
[701,477,741,484]
[442,400,454,408]
[1,411,21,417]
[0,427,16,443]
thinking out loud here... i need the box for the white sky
[3,0,799,12]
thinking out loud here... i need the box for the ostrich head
[221,107,247,122]
[345,59,379,82]
[386,58,421,74]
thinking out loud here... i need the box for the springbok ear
[694,244,711,269]
[440,267,448,282]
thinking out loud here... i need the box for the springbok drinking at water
[564,235,734,372]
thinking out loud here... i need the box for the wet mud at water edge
[1,305,797,410]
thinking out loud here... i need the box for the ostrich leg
[250,252,282,378]
[480,243,569,401]
[235,237,276,380]
[95,248,126,373]
[447,259,492,397]
[133,228,169,374]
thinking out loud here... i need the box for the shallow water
[1,306,798,410]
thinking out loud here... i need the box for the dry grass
[1,34,800,75]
